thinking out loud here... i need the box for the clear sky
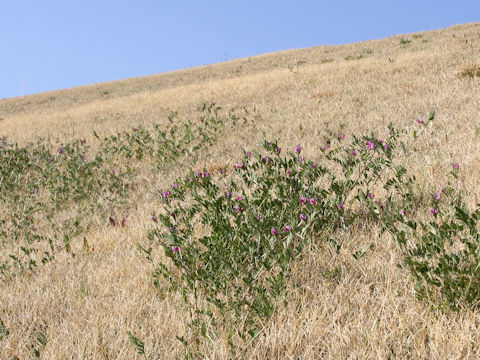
[1,1,479,99]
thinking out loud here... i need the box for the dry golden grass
[1,22,480,359]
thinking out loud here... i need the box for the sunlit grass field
[1,22,480,359]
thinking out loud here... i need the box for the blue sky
[1,1,478,99]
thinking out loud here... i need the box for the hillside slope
[1,22,480,359]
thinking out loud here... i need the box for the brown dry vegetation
[1,22,480,359]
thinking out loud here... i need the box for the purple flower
[377,200,383,209]
[322,145,329,151]
[284,225,292,232]
[169,226,174,232]
[339,133,345,140]
[236,163,243,169]
[246,151,252,157]
[264,156,270,163]
[203,171,210,177]
[366,141,376,150]
[312,163,317,169]
[300,197,307,205]
[199,117,205,123]
[162,190,171,198]
[151,216,157,222]
[287,169,292,175]
[189,178,194,182]
[276,147,281,153]
[430,208,437,215]
[237,195,243,201]
[434,192,441,201]
[441,188,446,194]
[338,204,344,210]
[271,227,278,235]
[80,139,86,144]
[133,128,139,132]
[309,198,316,205]
[173,183,179,189]
[298,157,304,163]
[368,193,375,199]
[196,172,203,177]
[172,246,179,253]
[266,141,272,146]
[256,214,262,220]
[400,209,406,216]
[111,170,116,175]
[418,118,423,124]
[225,191,232,199]
[383,144,389,149]
[299,213,307,221]
[350,150,357,156]
[295,146,302,153]
[453,163,460,170]
[58,147,63,154]
[234,206,242,212]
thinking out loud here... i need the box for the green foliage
[0,103,241,279]
[127,331,145,355]
[149,124,411,354]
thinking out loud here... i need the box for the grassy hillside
[1,22,480,358]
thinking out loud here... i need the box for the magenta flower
[189,178,194,182]
[284,225,292,232]
[276,147,281,153]
[299,213,307,221]
[196,172,203,177]
[434,192,440,201]
[172,246,179,253]
[366,141,376,150]
[418,118,423,124]
[204,171,210,177]
[234,206,242,212]
[246,151,252,157]
[173,183,179,189]
[133,128,139,132]
[162,190,171,198]
[312,163,317,169]
[339,133,345,140]
[80,139,86,144]
[298,157,304,163]
[287,169,292,175]
[199,117,204,123]
[111,170,116,175]
[236,163,243,169]
[309,198,316,205]
[58,147,63,154]
[384,144,389,149]
[430,208,437,215]
[322,145,329,151]
[400,209,406,216]
[264,156,270,163]
[225,191,232,199]
[300,197,307,204]
[338,204,344,210]
[295,146,302,153]
[453,163,460,169]
[377,200,383,209]
[169,226,174,232]
[256,213,262,220]
[368,193,375,199]
[266,141,272,146]
[237,195,243,201]
[271,227,278,235]
[350,150,357,156]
